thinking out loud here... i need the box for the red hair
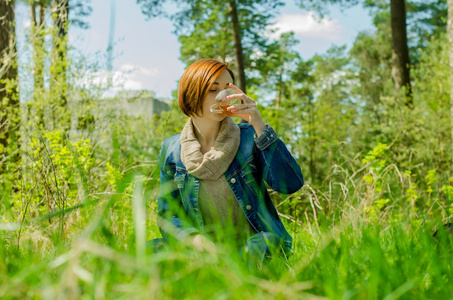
[178,59,235,117]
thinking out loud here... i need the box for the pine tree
[138,0,283,93]
[0,0,20,175]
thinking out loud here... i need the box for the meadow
[2,0,453,298]
[1,104,452,299]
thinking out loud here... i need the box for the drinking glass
[209,88,240,116]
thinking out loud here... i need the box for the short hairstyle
[178,59,235,117]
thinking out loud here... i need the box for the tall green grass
[1,208,452,299]
[1,173,452,299]
[1,115,452,299]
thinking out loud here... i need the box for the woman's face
[199,69,234,121]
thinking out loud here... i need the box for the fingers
[228,82,243,94]
[226,93,255,103]
[226,93,246,102]
[190,234,218,254]
[225,110,253,123]
[226,102,256,112]
[227,84,255,103]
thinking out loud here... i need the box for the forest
[1,0,453,298]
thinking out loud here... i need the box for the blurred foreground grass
[1,204,452,299]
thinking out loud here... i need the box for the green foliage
[174,0,284,77]
[31,131,92,208]
[362,143,388,189]
[0,75,20,188]
[1,0,453,297]
[441,178,453,215]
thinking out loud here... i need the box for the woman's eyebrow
[212,82,230,86]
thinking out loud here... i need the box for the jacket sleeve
[157,141,199,241]
[253,125,304,194]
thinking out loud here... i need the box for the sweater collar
[180,117,240,180]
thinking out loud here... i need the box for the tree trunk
[228,0,246,93]
[0,0,19,172]
[448,0,453,169]
[30,2,37,26]
[53,0,70,45]
[276,38,287,110]
[51,0,70,130]
[390,0,412,103]
[39,0,45,26]
[31,1,46,95]
[276,67,283,109]
[308,97,316,183]
[30,1,46,130]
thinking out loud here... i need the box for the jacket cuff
[254,125,278,150]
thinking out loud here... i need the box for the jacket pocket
[174,172,186,189]
[174,171,191,211]
[241,163,261,196]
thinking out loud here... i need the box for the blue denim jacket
[157,123,304,253]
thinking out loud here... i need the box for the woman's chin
[211,113,227,121]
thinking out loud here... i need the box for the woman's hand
[188,234,217,254]
[226,83,266,137]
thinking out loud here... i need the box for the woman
[155,58,304,260]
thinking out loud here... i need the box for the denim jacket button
[246,205,251,210]
[230,178,236,184]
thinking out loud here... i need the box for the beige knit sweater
[180,117,256,244]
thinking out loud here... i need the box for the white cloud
[123,77,143,90]
[75,63,166,98]
[75,68,145,98]
[120,64,135,72]
[270,12,344,41]
[23,20,31,28]
[119,64,159,77]
[99,71,144,98]
[97,64,160,94]
[140,67,159,76]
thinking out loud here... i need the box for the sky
[16,0,374,99]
